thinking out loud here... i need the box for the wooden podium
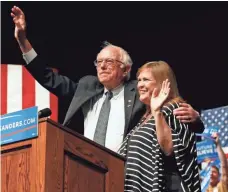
[1,118,125,192]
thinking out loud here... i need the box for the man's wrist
[16,36,27,46]
[193,112,201,123]
[195,111,200,120]
[196,116,201,123]
[22,48,37,64]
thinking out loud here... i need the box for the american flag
[1,64,58,121]
[201,105,228,156]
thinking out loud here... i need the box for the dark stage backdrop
[1,1,228,123]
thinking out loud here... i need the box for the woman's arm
[150,79,174,155]
[153,111,173,155]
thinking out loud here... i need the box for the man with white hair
[11,6,204,152]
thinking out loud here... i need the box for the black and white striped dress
[118,102,201,192]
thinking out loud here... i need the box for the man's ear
[123,65,131,74]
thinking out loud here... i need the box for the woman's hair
[137,60,185,104]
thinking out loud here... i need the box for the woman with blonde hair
[119,61,201,192]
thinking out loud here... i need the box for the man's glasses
[94,58,125,68]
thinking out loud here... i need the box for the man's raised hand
[11,6,26,41]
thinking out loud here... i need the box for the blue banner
[203,126,219,136]
[0,106,38,145]
[196,140,218,163]
[196,126,219,140]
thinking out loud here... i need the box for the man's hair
[100,41,133,81]
[211,165,220,174]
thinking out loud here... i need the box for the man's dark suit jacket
[25,56,204,138]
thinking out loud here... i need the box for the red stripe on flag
[1,64,8,115]
[50,93,58,121]
[22,66,35,109]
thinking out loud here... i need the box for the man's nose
[100,62,107,69]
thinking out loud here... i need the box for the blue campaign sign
[196,126,219,140]
[196,140,218,163]
[0,106,38,145]
[203,126,219,136]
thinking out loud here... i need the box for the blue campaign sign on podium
[0,106,38,145]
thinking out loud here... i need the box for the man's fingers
[12,6,19,13]
[11,6,25,23]
[179,103,190,108]
[12,6,23,16]
[175,107,189,111]
[15,6,24,16]
[12,7,19,16]
[173,107,189,115]
[176,115,193,123]
[175,115,190,120]
[11,13,15,18]
[11,8,16,16]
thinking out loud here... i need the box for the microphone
[38,108,52,118]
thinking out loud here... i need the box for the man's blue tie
[93,91,113,146]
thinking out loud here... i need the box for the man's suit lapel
[63,79,138,137]
[63,82,104,126]
[124,81,137,137]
